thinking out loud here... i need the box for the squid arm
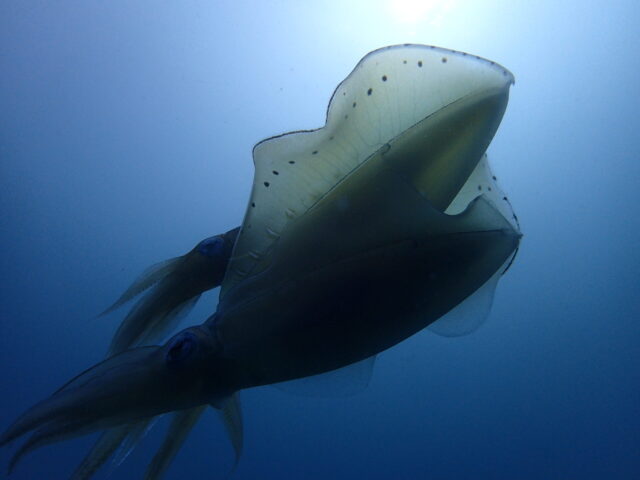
[71,228,240,479]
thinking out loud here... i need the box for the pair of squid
[1,44,521,479]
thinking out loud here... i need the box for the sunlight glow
[388,0,455,26]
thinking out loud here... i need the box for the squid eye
[196,236,224,258]
[165,332,198,365]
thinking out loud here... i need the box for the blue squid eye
[196,236,224,258]
[166,332,198,365]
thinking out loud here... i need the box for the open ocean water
[1,1,638,479]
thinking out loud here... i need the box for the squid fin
[428,269,501,337]
[223,44,513,297]
[427,153,520,337]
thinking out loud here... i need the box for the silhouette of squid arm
[106,227,240,355]
[99,257,182,317]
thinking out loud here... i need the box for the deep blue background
[1,1,639,478]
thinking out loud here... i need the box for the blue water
[1,1,639,478]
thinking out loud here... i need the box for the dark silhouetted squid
[2,44,521,480]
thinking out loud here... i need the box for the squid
[1,44,521,479]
